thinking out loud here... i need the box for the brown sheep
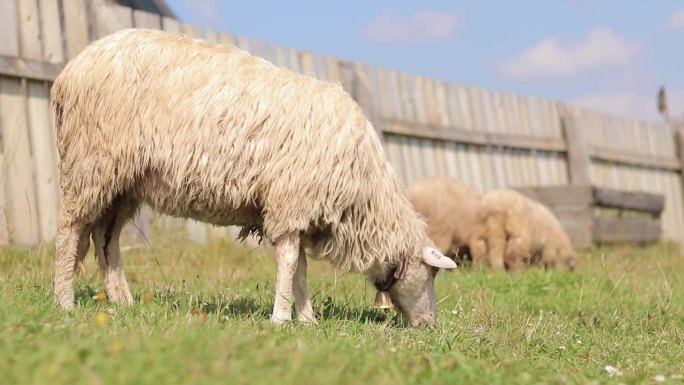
[472,189,577,271]
[407,177,486,264]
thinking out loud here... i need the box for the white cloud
[667,9,684,30]
[364,10,457,43]
[498,28,641,81]
[571,89,684,122]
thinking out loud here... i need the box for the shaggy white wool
[51,28,427,274]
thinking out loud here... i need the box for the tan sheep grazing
[50,28,457,326]
[407,177,486,263]
[473,189,577,271]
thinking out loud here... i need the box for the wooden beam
[593,216,661,243]
[594,187,665,214]
[590,145,681,171]
[513,185,594,208]
[381,118,681,172]
[0,55,63,81]
[382,120,567,152]
[551,206,594,248]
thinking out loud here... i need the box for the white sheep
[473,189,577,271]
[50,28,456,326]
[407,177,486,263]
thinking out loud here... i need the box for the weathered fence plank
[26,80,58,241]
[18,0,42,60]
[562,113,591,185]
[133,9,161,29]
[0,55,62,81]
[94,1,132,38]
[38,0,64,63]
[0,77,39,245]
[593,216,661,243]
[63,0,89,59]
[0,0,20,57]
[161,16,180,33]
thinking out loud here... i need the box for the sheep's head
[563,250,578,272]
[374,246,456,327]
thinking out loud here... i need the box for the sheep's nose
[411,315,436,328]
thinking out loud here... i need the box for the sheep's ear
[422,247,457,269]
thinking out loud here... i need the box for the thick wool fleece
[51,28,427,273]
[407,177,484,261]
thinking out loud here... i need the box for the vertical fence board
[133,9,161,29]
[218,31,234,45]
[18,0,42,60]
[161,16,180,33]
[397,73,415,122]
[287,47,301,73]
[250,38,261,57]
[203,28,218,43]
[0,0,20,56]
[26,81,58,241]
[94,2,132,38]
[38,0,64,63]
[0,78,39,245]
[63,0,89,58]
[180,23,200,38]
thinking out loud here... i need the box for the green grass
[1,232,683,385]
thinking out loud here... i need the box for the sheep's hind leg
[54,216,89,310]
[92,199,137,305]
[293,247,316,324]
[74,224,92,276]
[271,232,300,325]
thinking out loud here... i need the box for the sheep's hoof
[297,315,318,325]
[269,316,291,326]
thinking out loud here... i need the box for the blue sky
[165,0,684,122]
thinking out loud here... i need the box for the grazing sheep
[51,28,456,326]
[473,189,577,271]
[407,177,486,263]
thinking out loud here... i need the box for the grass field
[0,232,682,385]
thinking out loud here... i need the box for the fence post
[339,61,383,142]
[562,112,592,185]
[675,127,684,246]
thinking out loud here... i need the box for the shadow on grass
[167,292,394,325]
[317,296,393,324]
[74,285,99,305]
[74,284,395,325]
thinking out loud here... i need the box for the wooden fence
[1,0,683,247]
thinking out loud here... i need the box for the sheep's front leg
[271,232,300,325]
[293,248,317,324]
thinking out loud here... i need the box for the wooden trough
[514,185,665,248]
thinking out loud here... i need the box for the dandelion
[92,291,107,302]
[109,341,122,353]
[654,375,666,383]
[95,312,109,326]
